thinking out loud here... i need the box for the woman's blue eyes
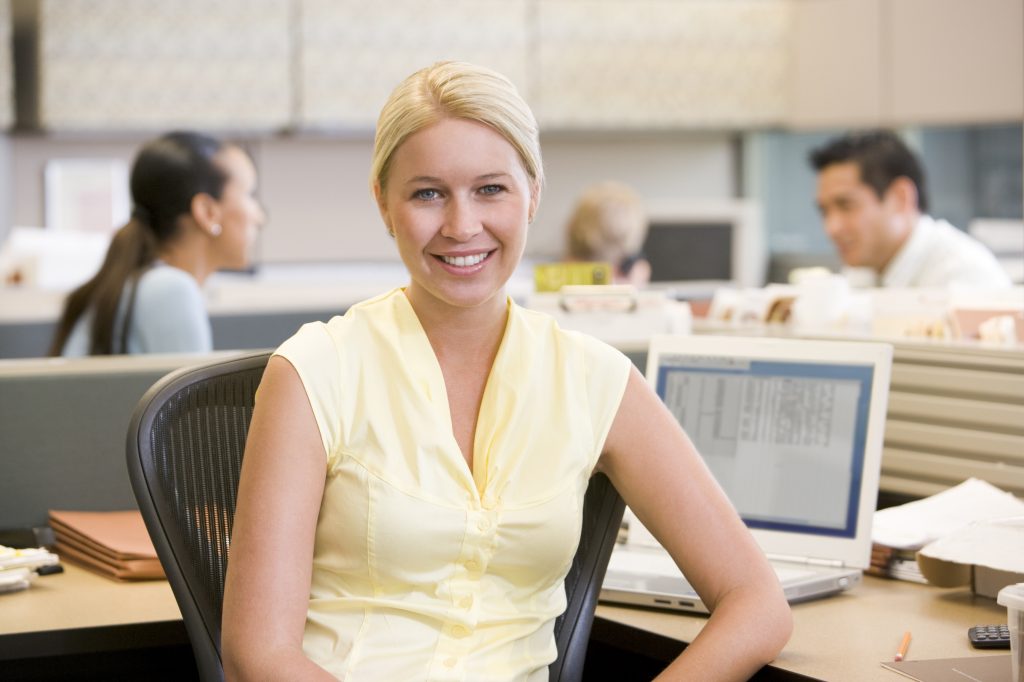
[413,188,440,200]
[412,185,505,201]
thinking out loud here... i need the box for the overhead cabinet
[30,0,1023,132]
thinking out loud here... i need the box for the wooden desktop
[0,563,192,679]
[593,574,1009,680]
[0,562,1009,680]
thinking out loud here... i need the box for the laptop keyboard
[772,565,816,581]
[608,548,678,575]
[609,547,816,582]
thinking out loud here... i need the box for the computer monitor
[642,199,765,295]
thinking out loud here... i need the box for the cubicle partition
[0,310,339,359]
[881,341,1024,499]
[0,351,249,529]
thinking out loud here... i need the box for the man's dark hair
[809,130,928,212]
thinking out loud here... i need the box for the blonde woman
[565,181,651,286]
[222,61,791,681]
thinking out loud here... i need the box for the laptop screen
[654,354,874,539]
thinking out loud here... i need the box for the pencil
[894,631,912,661]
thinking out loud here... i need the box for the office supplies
[917,516,1024,599]
[0,568,34,594]
[0,545,59,572]
[0,544,60,594]
[873,479,1024,552]
[896,631,913,661]
[868,542,927,583]
[48,510,163,580]
[525,287,691,354]
[871,479,1024,586]
[970,625,1012,649]
[880,654,1012,681]
[533,261,613,292]
[601,334,892,613]
[997,583,1024,682]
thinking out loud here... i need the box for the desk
[1,566,1007,680]
[594,574,1008,680]
[0,563,191,679]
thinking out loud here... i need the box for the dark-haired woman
[49,131,264,356]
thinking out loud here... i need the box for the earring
[209,223,222,237]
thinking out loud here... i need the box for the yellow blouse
[273,288,630,681]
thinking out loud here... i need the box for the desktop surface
[0,563,1007,681]
[0,562,192,680]
[0,562,181,641]
[595,574,1007,681]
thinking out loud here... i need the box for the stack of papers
[868,543,927,583]
[0,545,60,594]
[48,510,164,581]
[871,479,1024,588]
[873,479,1024,550]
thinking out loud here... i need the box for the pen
[894,630,912,662]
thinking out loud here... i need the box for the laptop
[601,334,893,614]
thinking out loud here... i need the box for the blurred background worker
[810,130,1011,290]
[564,181,652,287]
[49,131,265,356]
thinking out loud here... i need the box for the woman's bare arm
[221,356,335,680]
[597,366,793,681]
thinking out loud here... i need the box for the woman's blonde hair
[565,181,648,265]
[370,61,543,194]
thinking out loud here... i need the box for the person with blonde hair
[565,180,651,286]
[222,61,791,680]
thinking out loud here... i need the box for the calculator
[967,624,1011,649]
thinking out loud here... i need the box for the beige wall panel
[38,0,292,131]
[300,0,531,130]
[253,132,736,263]
[888,0,1024,125]
[536,0,792,128]
[254,137,389,262]
[788,0,883,128]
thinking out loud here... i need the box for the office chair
[127,350,625,682]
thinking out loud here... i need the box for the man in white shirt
[810,130,1011,289]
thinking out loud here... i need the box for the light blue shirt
[62,264,212,356]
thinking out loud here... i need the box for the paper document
[48,510,164,580]
[880,654,1011,681]
[872,478,1024,550]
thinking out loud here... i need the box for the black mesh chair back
[127,350,625,682]
[127,350,270,682]
[551,472,626,682]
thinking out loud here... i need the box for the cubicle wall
[0,309,339,359]
[881,341,1024,499]
[0,352,248,529]
[1,329,1019,533]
